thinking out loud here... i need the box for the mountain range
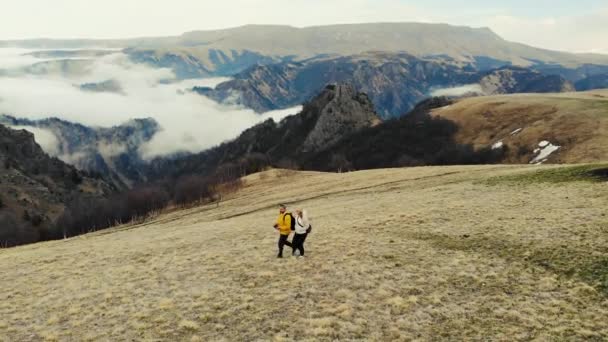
[3,23,608,78]
[4,23,608,63]
[2,23,607,119]
[194,53,575,118]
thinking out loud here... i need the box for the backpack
[284,213,296,231]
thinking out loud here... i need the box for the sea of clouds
[0,48,301,160]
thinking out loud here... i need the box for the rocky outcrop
[478,67,575,94]
[301,84,380,152]
[147,84,381,179]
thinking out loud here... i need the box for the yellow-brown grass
[432,89,608,163]
[1,165,607,341]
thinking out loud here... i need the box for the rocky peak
[301,84,381,152]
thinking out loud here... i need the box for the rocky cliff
[196,53,578,118]
[196,53,477,118]
[0,116,159,189]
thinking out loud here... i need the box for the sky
[0,0,607,54]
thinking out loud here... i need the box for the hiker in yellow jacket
[273,204,294,258]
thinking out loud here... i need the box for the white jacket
[295,216,310,235]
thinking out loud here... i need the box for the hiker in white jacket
[292,209,311,257]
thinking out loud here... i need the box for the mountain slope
[197,54,576,118]
[431,89,608,164]
[0,116,159,189]
[0,124,113,246]
[1,165,607,340]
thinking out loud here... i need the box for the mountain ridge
[195,54,576,118]
[2,23,608,77]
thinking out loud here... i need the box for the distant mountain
[9,59,95,78]
[79,79,125,94]
[533,63,608,83]
[0,116,159,189]
[23,49,116,58]
[194,52,475,118]
[575,74,608,91]
[125,48,285,79]
[3,23,608,78]
[195,54,577,118]
[0,124,113,246]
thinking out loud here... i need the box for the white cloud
[0,49,301,160]
[430,84,483,97]
[9,125,61,156]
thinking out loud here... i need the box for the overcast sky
[1,0,607,53]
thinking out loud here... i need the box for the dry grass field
[1,165,607,341]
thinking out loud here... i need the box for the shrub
[174,175,212,206]
[0,212,40,248]
[52,172,243,242]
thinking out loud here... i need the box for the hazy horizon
[1,0,607,54]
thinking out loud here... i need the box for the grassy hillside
[1,165,607,340]
[432,89,608,164]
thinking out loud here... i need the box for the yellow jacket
[276,213,292,235]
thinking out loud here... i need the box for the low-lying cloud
[0,49,301,160]
[429,84,483,97]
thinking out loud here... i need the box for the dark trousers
[278,234,293,257]
[292,233,308,256]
